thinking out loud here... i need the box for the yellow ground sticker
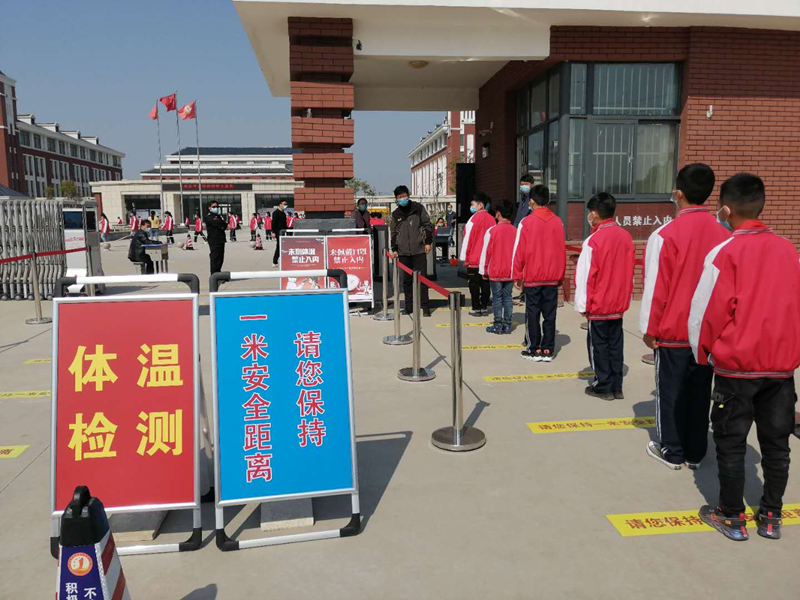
[527,416,655,433]
[0,390,50,399]
[436,322,492,328]
[607,504,800,537]
[485,371,594,382]
[23,358,51,364]
[0,445,30,459]
[463,344,524,351]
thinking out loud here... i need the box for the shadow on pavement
[691,437,765,508]
[633,396,658,443]
[181,584,218,599]
[0,327,51,355]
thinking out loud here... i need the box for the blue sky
[2,0,441,194]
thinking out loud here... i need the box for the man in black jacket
[271,200,289,267]
[390,185,433,317]
[204,201,228,275]
[128,219,154,274]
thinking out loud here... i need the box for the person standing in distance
[514,174,535,227]
[352,198,372,232]
[390,186,434,317]
[271,201,289,267]
[204,201,227,275]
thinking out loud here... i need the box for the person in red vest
[287,212,296,229]
[370,212,386,227]
[250,213,259,242]
[162,211,175,245]
[99,213,110,243]
[460,192,495,316]
[128,212,139,238]
[264,213,273,240]
[117,216,123,225]
[194,212,207,243]
[228,213,238,242]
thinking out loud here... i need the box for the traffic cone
[56,486,131,599]
[254,233,263,250]
[185,235,194,251]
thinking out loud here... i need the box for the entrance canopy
[233,0,800,111]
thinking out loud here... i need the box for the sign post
[210,280,360,551]
[51,274,202,557]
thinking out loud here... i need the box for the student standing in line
[460,192,495,316]
[479,200,517,335]
[511,185,565,361]
[639,163,730,471]
[574,193,635,400]
[690,173,800,542]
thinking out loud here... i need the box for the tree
[61,180,80,200]
[346,178,377,197]
[45,186,55,199]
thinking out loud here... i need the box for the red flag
[178,102,196,120]
[148,103,158,120]
[160,93,177,111]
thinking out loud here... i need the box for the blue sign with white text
[59,544,104,600]
[213,290,356,503]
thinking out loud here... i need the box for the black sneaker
[794,423,800,440]
[480,309,492,317]
[755,509,782,540]
[613,390,624,400]
[646,441,682,470]
[422,308,432,318]
[584,386,614,401]
[699,505,749,541]
[685,460,701,470]
[520,350,537,361]
[469,309,483,317]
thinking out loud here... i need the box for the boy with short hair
[460,192,496,316]
[575,193,635,399]
[479,199,517,335]
[511,185,565,361]
[690,173,800,542]
[640,163,731,471]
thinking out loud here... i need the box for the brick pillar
[288,17,355,217]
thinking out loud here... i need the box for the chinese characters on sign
[54,299,196,511]
[614,215,673,227]
[295,332,326,448]
[279,236,327,290]
[239,332,273,484]
[326,236,374,303]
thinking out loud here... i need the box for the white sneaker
[541,355,553,363]
[533,352,543,362]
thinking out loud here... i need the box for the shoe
[485,325,503,334]
[584,386,614,401]
[501,324,512,335]
[699,505,749,541]
[480,309,492,317]
[272,263,279,268]
[520,350,537,361]
[685,460,701,470]
[613,390,625,400]
[422,308,433,317]
[755,509,782,540]
[541,351,553,363]
[533,350,543,362]
[469,309,483,317]
[793,423,800,440]
[646,441,682,470]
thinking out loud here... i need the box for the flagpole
[174,90,184,219]
[195,101,203,217]
[155,100,164,217]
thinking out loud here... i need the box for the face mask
[470,206,478,214]
[144,228,151,234]
[210,207,220,214]
[520,185,531,195]
[358,205,367,212]
[396,197,409,207]
[716,207,733,231]
[669,195,678,205]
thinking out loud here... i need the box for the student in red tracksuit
[639,164,731,470]
[162,211,175,245]
[460,192,495,316]
[193,213,207,243]
[511,185,565,361]
[264,213,272,240]
[478,200,517,335]
[228,213,238,242]
[689,173,800,542]
[574,193,635,400]
[250,213,259,242]
[128,213,139,237]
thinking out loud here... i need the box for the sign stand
[209,270,361,551]
[50,274,204,558]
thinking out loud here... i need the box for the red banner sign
[53,298,196,512]
[326,235,373,303]
[279,236,327,290]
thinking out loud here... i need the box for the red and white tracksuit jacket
[99,218,110,235]
[162,216,174,232]
[287,216,295,228]
[478,221,517,281]
[689,220,800,379]
[639,207,730,347]
[250,217,258,231]
[574,219,635,320]
[459,209,495,268]
[264,216,272,230]
[129,215,139,231]
[228,215,238,229]
[194,217,203,233]
[510,207,566,287]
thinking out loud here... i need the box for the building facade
[409,111,475,196]
[91,147,299,224]
[0,70,124,198]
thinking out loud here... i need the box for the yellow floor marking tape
[607,504,800,537]
[436,322,492,328]
[0,390,50,399]
[485,371,594,382]
[463,344,525,351]
[0,445,29,459]
[527,416,655,433]
[23,358,51,364]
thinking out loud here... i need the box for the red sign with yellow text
[53,298,196,512]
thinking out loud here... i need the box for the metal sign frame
[209,285,361,550]
[50,292,202,556]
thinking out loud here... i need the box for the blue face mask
[396,197,409,207]
[470,206,478,214]
[210,207,220,214]
[520,185,531,195]
[716,207,733,231]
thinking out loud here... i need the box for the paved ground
[0,236,798,599]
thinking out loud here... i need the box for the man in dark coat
[271,200,289,267]
[204,201,228,275]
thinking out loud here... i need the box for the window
[33,134,42,149]
[19,131,30,147]
[593,64,679,116]
[47,138,56,153]
[80,147,86,159]
[70,144,78,157]
[90,150,96,162]
[635,123,678,193]
[59,141,66,155]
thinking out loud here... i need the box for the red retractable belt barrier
[387,251,451,298]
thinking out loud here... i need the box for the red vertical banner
[53,298,196,512]
[279,236,327,290]
[326,235,373,303]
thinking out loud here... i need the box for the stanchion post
[26,251,51,325]
[398,270,435,382]
[382,258,411,345]
[373,250,393,321]
[431,292,486,451]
